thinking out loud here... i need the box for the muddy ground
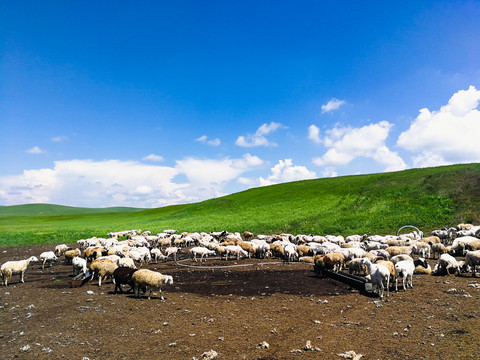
[1,244,479,360]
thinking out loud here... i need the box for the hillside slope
[0,203,143,216]
[0,163,479,246]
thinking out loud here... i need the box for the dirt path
[1,244,479,359]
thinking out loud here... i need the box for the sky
[1,1,480,208]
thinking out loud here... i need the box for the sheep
[375,260,395,280]
[299,256,315,264]
[386,246,413,258]
[88,259,118,286]
[225,245,248,260]
[190,247,216,262]
[1,256,38,286]
[348,258,367,276]
[83,247,106,262]
[72,256,88,276]
[394,260,415,292]
[64,248,81,264]
[463,250,480,277]
[238,241,258,258]
[39,251,58,269]
[165,246,180,261]
[54,244,70,257]
[284,244,299,262]
[433,253,461,275]
[131,269,173,299]
[414,258,432,275]
[359,258,390,299]
[429,242,447,259]
[466,239,480,252]
[118,257,136,269]
[113,267,138,294]
[324,252,345,272]
[150,248,166,264]
[411,242,431,259]
[390,254,414,264]
[313,255,327,277]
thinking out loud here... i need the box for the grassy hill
[0,163,479,247]
[0,204,143,216]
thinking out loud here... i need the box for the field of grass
[0,163,479,247]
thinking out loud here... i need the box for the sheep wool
[131,269,173,299]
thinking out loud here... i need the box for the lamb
[359,258,390,299]
[83,247,106,262]
[190,247,216,262]
[1,256,38,286]
[150,248,166,264]
[131,269,173,299]
[394,260,415,292]
[463,250,480,277]
[411,242,431,259]
[284,244,299,262]
[72,256,88,276]
[39,251,58,269]
[113,267,138,294]
[433,253,461,275]
[88,259,118,286]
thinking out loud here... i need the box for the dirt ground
[1,244,480,360]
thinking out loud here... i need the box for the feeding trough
[324,269,372,293]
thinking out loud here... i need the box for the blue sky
[1,1,480,208]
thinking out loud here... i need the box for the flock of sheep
[1,223,480,300]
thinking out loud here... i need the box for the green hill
[0,163,479,247]
[0,203,143,217]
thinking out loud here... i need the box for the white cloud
[258,159,316,186]
[308,124,321,144]
[322,167,338,178]
[51,135,68,142]
[321,98,346,113]
[397,86,480,166]
[235,122,286,147]
[312,121,406,172]
[142,153,164,162]
[25,146,45,154]
[0,155,270,207]
[237,159,316,187]
[196,135,221,146]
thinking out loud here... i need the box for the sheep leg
[20,271,25,283]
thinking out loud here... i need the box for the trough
[324,269,372,293]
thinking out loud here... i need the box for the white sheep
[72,256,87,276]
[131,269,173,299]
[284,244,299,262]
[54,244,70,257]
[433,253,461,275]
[150,248,166,264]
[225,245,248,260]
[165,246,180,261]
[190,247,216,262]
[463,250,480,277]
[39,251,58,269]
[394,260,415,292]
[359,258,390,299]
[118,257,137,269]
[1,256,38,286]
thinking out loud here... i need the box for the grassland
[0,163,479,247]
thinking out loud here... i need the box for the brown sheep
[386,246,413,258]
[64,248,81,264]
[88,258,118,286]
[297,245,312,257]
[421,236,441,244]
[324,252,345,272]
[83,247,106,262]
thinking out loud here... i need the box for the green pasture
[0,163,479,247]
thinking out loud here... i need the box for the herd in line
[1,223,480,300]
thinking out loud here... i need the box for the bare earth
[1,244,479,360]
